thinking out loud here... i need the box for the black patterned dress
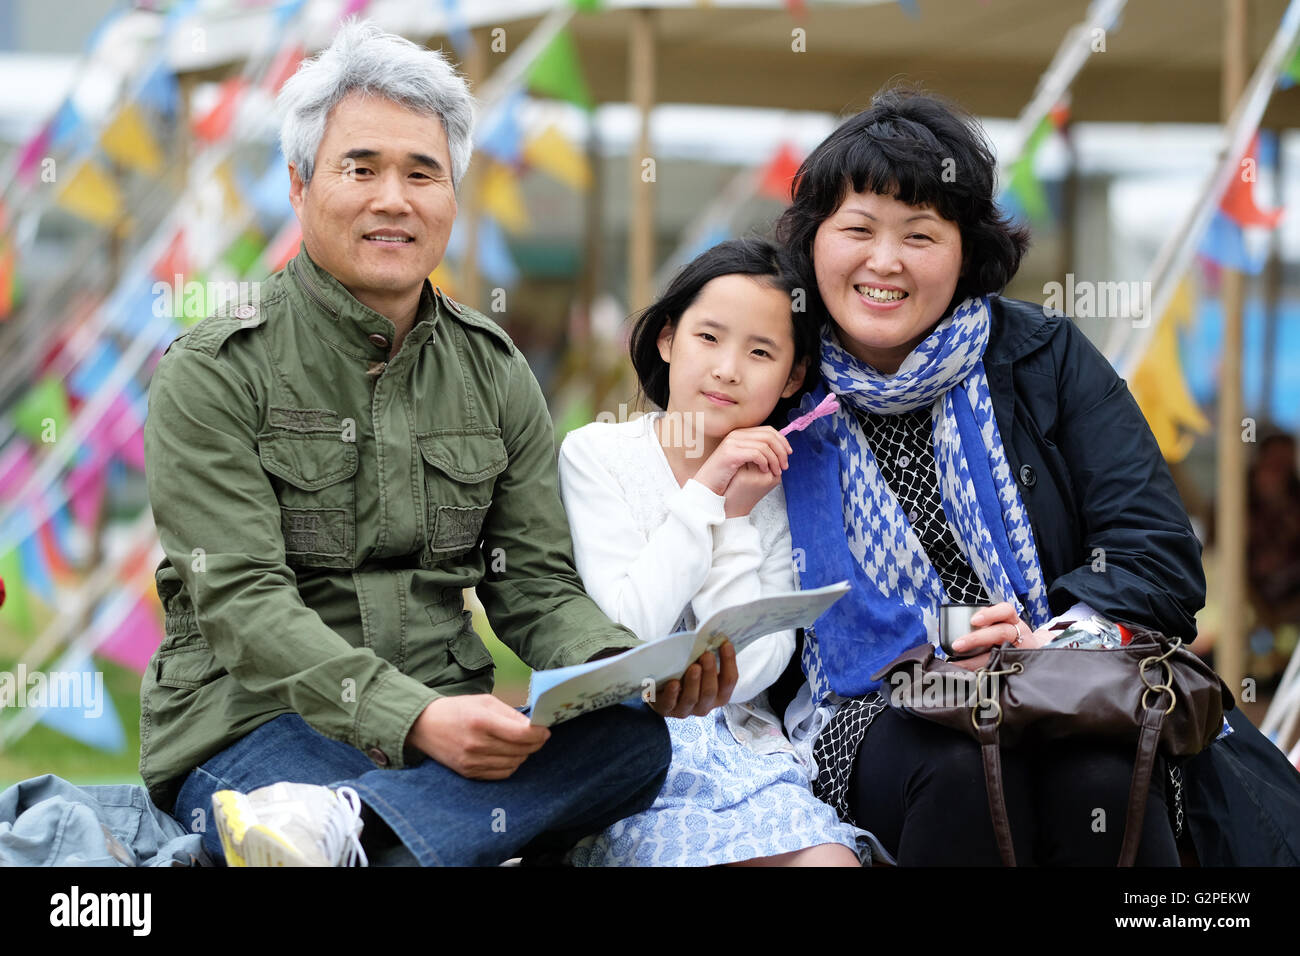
[809,406,988,823]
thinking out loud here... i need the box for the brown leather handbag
[871,627,1234,866]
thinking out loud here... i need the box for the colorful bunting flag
[66,455,107,530]
[193,78,246,143]
[0,240,15,320]
[67,340,123,401]
[527,28,593,110]
[100,103,164,176]
[440,0,473,55]
[478,89,525,166]
[135,58,180,118]
[523,125,591,190]
[1220,135,1283,230]
[758,142,803,202]
[262,44,305,95]
[35,654,127,753]
[476,217,520,287]
[429,262,457,299]
[153,230,191,284]
[38,511,74,581]
[16,122,52,184]
[18,530,54,606]
[1199,209,1267,275]
[223,231,267,277]
[1279,44,1300,89]
[338,0,372,19]
[0,444,34,502]
[97,594,164,675]
[479,161,530,234]
[12,377,71,445]
[261,219,303,274]
[49,101,83,152]
[55,160,124,227]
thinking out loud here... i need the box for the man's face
[289,92,457,311]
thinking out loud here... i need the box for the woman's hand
[694,427,791,517]
[948,601,1051,671]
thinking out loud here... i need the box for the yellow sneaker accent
[213,789,308,867]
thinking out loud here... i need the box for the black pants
[849,708,1180,866]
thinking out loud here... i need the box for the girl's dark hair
[628,237,818,427]
[775,86,1030,320]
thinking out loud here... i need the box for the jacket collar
[983,294,1061,366]
[286,246,443,362]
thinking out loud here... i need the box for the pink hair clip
[779,393,840,436]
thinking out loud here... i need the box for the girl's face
[657,274,806,443]
[811,188,964,375]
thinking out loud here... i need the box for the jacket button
[368,333,389,350]
[367,747,389,766]
[1018,464,1037,488]
[233,304,257,320]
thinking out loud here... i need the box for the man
[141,20,736,866]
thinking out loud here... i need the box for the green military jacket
[140,248,640,812]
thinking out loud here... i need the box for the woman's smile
[812,189,963,375]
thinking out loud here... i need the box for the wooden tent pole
[628,8,655,314]
[1216,0,1249,700]
[458,28,487,303]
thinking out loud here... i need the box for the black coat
[769,295,1206,713]
[982,295,1205,638]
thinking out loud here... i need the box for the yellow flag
[428,262,457,300]
[100,103,163,175]
[56,160,124,226]
[1130,278,1211,462]
[478,162,530,234]
[523,125,591,191]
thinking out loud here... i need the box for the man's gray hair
[278,19,476,189]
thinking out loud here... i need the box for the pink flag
[0,442,34,497]
[66,455,107,528]
[98,594,165,674]
[17,123,52,183]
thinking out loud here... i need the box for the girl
[557,238,867,866]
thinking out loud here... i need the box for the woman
[771,87,1206,865]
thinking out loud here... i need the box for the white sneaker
[212,782,369,867]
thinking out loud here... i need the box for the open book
[526,582,850,727]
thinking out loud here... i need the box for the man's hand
[407,694,550,779]
[648,642,738,718]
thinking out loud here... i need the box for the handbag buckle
[1139,639,1180,715]
[971,662,1023,730]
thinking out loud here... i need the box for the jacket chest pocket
[417,430,508,564]
[259,431,359,569]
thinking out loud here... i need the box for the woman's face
[811,188,964,375]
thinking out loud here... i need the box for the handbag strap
[1118,705,1166,866]
[976,688,1169,867]
[977,722,1017,866]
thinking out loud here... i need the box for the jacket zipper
[290,256,388,376]
[290,256,338,318]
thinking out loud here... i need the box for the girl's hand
[948,601,1050,671]
[723,463,783,517]
[694,426,791,499]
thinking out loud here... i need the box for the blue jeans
[173,704,670,866]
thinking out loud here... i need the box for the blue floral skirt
[566,707,870,866]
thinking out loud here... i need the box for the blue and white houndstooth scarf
[783,296,1052,700]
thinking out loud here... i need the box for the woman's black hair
[775,85,1030,320]
[628,236,818,427]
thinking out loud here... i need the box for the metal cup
[939,603,991,658]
